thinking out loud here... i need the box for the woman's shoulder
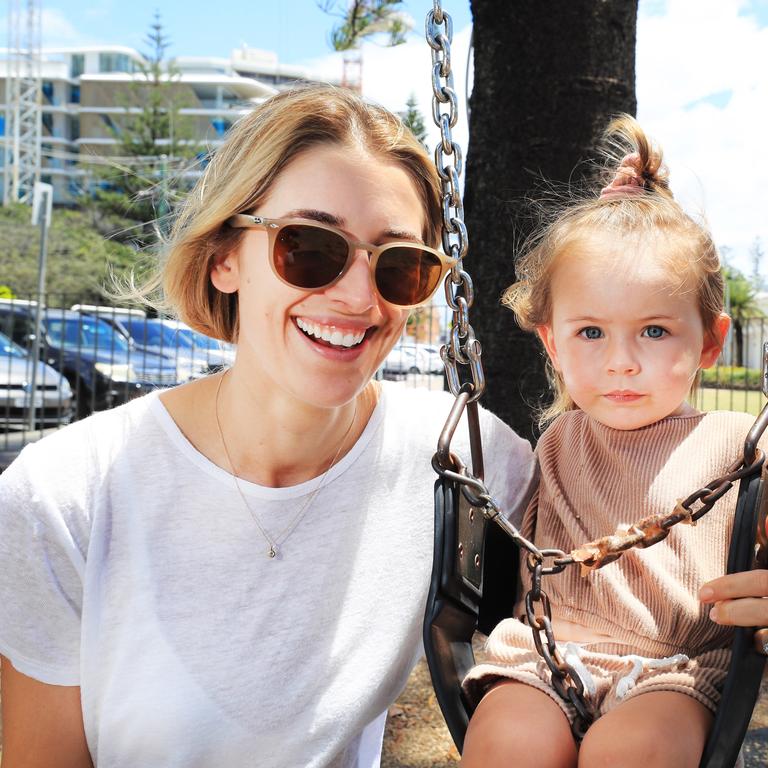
[1,391,163,500]
[380,381,528,448]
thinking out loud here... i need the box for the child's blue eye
[642,325,667,339]
[579,327,603,340]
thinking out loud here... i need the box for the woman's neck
[213,367,378,488]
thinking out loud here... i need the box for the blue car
[0,302,193,419]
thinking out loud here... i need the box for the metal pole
[27,182,49,430]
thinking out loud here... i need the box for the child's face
[536,235,729,430]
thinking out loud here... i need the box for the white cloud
[636,0,768,273]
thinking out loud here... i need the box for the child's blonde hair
[138,84,442,342]
[504,114,725,425]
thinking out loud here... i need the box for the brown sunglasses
[227,214,455,308]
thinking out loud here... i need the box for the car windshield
[0,330,25,358]
[46,316,131,353]
[126,318,194,350]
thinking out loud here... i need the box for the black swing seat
[424,416,768,768]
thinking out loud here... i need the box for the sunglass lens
[376,247,443,306]
[274,225,348,289]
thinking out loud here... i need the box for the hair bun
[601,114,673,200]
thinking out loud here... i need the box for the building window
[69,116,80,141]
[70,85,80,104]
[42,81,54,104]
[42,112,53,134]
[70,54,84,79]
[99,53,133,74]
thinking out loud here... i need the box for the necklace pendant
[268,545,278,559]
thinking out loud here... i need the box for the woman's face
[212,143,427,409]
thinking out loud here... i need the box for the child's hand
[699,571,768,626]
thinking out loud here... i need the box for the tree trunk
[464,0,638,444]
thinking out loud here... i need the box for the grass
[692,387,766,416]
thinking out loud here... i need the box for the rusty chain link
[426,0,484,401]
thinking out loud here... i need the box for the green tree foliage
[86,13,200,237]
[724,264,765,367]
[400,93,427,146]
[319,0,409,50]
[0,204,138,303]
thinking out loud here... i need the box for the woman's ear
[210,251,239,295]
[536,325,561,371]
[699,312,731,369]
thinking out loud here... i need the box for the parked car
[0,301,194,419]
[383,344,423,374]
[401,343,444,375]
[0,330,73,429]
[156,319,236,369]
[71,305,207,379]
[72,306,234,375]
[122,318,235,373]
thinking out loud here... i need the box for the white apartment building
[1,44,337,203]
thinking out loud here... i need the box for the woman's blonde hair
[504,114,725,425]
[147,84,442,342]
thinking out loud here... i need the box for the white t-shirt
[0,381,534,767]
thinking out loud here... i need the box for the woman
[0,85,535,767]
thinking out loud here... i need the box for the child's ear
[210,251,240,295]
[536,325,561,371]
[699,312,731,369]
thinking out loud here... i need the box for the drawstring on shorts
[614,652,689,699]
[558,643,689,702]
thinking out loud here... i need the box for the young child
[460,116,763,768]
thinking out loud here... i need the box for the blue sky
[39,1,471,63]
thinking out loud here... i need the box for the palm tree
[724,266,765,367]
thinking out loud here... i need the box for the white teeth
[295,318,365,348]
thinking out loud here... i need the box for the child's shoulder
[696,409,762,449]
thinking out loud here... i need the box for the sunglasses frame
[226,214,457,309]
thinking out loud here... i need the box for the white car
[0,330,73,429]
[395,343,445,375]
[383,345,423,374]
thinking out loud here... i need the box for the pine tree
[86,13,200,241]
[401,93,427,146]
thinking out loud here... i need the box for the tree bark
[464,0,638,443]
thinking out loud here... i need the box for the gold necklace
[214,371,357,559]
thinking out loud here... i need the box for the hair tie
[599,152,646,199]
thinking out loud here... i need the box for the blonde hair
[504,114,725,425]
[145,84,441,342]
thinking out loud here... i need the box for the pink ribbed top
[513,408,761,658]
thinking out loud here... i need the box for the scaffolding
[4,0,42,205]
[341,52,363,93]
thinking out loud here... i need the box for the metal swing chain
[426,0,484,401]
[425,0,768,742]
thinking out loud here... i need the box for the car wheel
[408,366,420,374]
